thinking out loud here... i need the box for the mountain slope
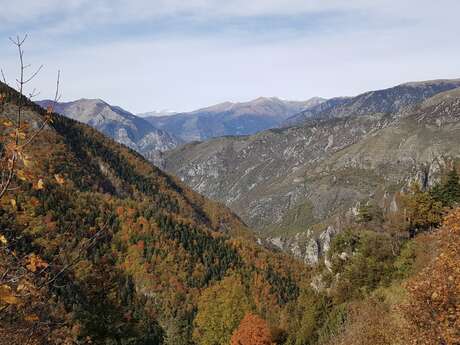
[283,78,460,126]
[2,81,457,345]
[147,97,325,142]
[1,82,308,344]
[36,98,180,163]
[163,81,460,263]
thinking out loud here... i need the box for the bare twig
[0,35,61,199]
[20,70,60,149]
[1,69,7,84]
[23,64,43,84]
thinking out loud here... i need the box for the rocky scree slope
[163,81,460,264]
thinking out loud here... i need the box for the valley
[1,15,459,343]
[161,80,460,263]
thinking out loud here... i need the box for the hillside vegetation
[1,80,460,345]
[0,82,306,344]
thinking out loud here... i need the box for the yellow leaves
[26,253,48,273]
[54,174,65,185]
[17,169,34,182]
[10,199,16,208]
[16,283,27,292]
[0,285,20,305]
[17,169,27,181]
[2,119,13,127]
[17,129,26,140]
[0,234,7,245]
[35,179,45,190]
[23,157,32,168]
[24,314,39,322]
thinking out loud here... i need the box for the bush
[329,230,398,303]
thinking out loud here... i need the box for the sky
[0,0,459,113]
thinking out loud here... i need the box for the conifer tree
[431,169,460,207]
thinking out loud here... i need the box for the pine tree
[431,169,460,207]
[402,183,443,236]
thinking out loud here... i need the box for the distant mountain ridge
[36,98,181,163]
[282,78,460,127]
[146,96,326,142]
[138,109,178,117]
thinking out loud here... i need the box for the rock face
[146,97,325,142]
[162,80,460,262]
[37,99,180,164]
[262,225,338,265]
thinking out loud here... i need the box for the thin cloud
[0,1,459,112]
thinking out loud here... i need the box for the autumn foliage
[401,209,460,345]
[230,313,273,345]
[2,37,460,345]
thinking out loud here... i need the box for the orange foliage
[401,208,460,345]
[230,313,273,345]
[25,253,48,273]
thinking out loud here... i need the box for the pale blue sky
[1,0,459,113]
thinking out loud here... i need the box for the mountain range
[161,79,460,263]
[36,98,180,163]
[38,96,326,164]
[282,78,460,126]
[146,96,325,142]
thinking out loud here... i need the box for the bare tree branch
[1,69,7,84]
[23,64,43,84]
[0,35,61,199]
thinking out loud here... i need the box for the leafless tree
[0,34,61,199]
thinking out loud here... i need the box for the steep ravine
[163,86,460,264]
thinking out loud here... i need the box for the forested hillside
[1,81,459,345]
[0,82,306,344]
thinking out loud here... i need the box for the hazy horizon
[1,0,459,113]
